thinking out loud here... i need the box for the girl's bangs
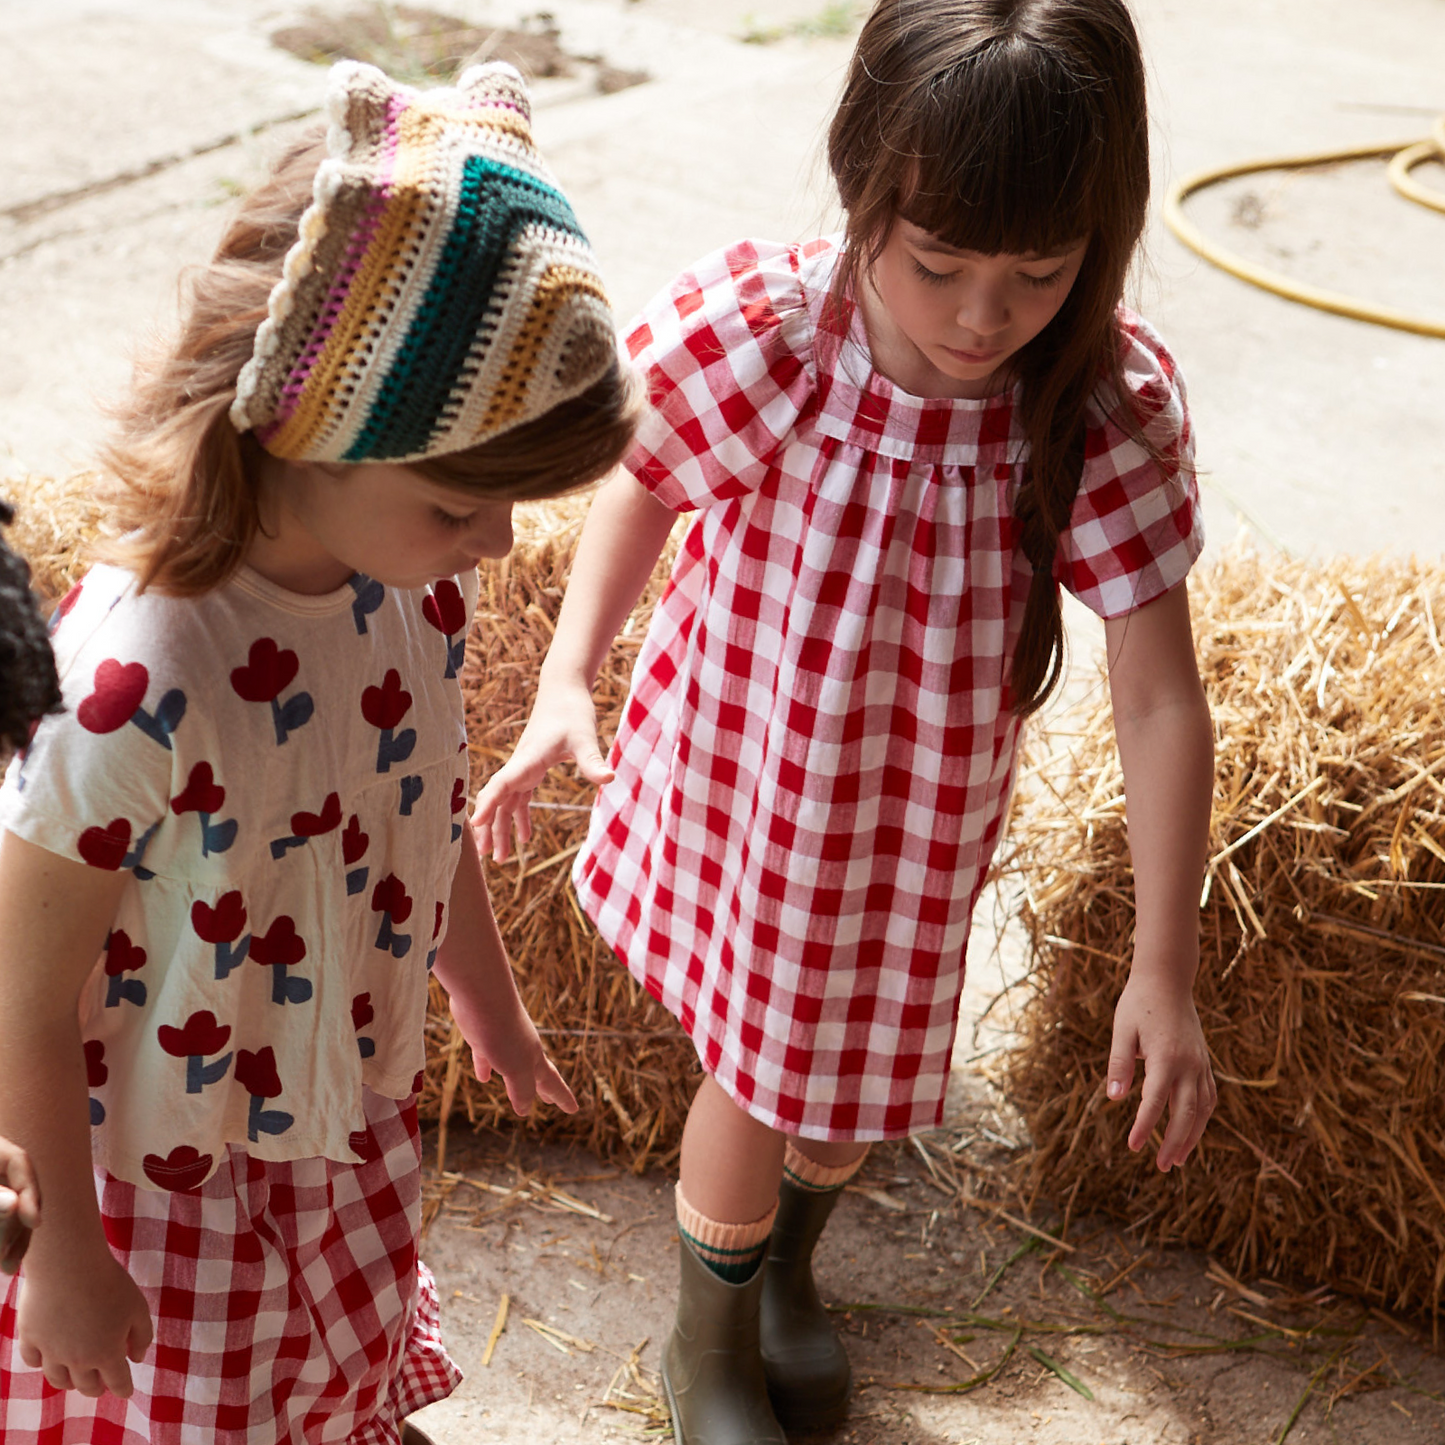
[897,46,1103,258]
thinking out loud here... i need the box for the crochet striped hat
[231,61,617,462]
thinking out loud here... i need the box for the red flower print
[84,1039,108,1088]
[361,669,412,731]
[235,1047,283,1099]
[230,638,300,703]
[251,916,306,969]
[104,929,146,976]
[79,819,131,871]
[291,792,342,838]
[434,901,445,938]
[192,891,247,944]
[77,659,148,734]
[158,1010,231,1058]
[370,873,414,924]
[450,778,467,815]
[351,992,375,1030]
[342,815,369,865]
[170,761,225,816]
[142,1145,213,1193]
[423,579,468,636]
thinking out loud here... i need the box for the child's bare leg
[678,1075,786,1221]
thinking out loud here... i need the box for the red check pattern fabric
[0,1091,459,1443]
[573,237,1202,1141]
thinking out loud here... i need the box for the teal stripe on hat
[343,154,589,462]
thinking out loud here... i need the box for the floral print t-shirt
[0,562,477,1191]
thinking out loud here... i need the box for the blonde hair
[100,129,640,595]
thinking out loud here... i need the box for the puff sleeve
[623,239,818,511]
[1057,312,1204,619]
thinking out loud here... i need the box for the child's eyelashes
[910,259,954,287]
[434,508,473,532]
[910,257,1066,289]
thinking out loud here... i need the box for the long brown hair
[100,129,640,596]
[828,0,1152,715]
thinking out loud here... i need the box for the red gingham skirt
[0,1091,459,1443]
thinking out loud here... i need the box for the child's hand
[446,987,578,1118]
[0,1137,41,1275]
[473,679,614,864]
[1106,967,1216,1171]
[17,1243,153,1397]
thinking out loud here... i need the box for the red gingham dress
[572,238,1203,1142]
[0,1090,459,1443]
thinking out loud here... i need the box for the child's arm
[1102,581,1218,1171]
[0,1134,40,1275]
[0,830,153,1396]
[431,825,578,1116]
[473,468,678,862]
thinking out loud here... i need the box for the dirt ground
[409,1067,1445,1445]
[404,918,1445,1445]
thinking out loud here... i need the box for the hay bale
[430,495,700,1169]
[2,470,698,1170]
[1000,546,1445,1321]
[1,471,107,603]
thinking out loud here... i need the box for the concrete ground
[2,0,1444,1442]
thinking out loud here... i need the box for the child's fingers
[536,1063,578,1115]
[1160,1070,1217,1170]
[1105,1022,1140,1105]
[129,1312,154,1364]
[573,747,615,788]
[5,1154,42,1228]
[1127,1071,1170,1156]
[97,1356,135,1399]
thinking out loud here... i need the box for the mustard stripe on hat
[231,60,616,463]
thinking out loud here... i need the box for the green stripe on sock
[681,1226,767,1283]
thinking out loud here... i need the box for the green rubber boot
[759,1179,851,1430]
[661,1232,788,1445]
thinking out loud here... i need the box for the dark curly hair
[0,502,61,752]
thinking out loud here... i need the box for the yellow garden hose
[1163,115,1445,339]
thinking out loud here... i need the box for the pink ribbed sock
[782,1142,868,1193]
[675,1184,777,1283]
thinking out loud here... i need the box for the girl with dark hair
[477,2,1216,1439]
[0,60,638,1443]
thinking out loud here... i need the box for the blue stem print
[400,775,424,816]
[123,820,160,881]
[357,1034,376,1058]
[90,1098,105,1125]
[376,726,417,773]
[375,914,413,959]
[247,1094,296,1142]
[347,867,370,896]
[130,688,187,750]
[199,812,238,857]
[215,935,251,981]
[348,574,385,635]
[270,691,315,746]
[185,1051,234,1095]
[271,834,307,860]
[426,946,439,972]
[269,966,314,1005]
[106,973,147,1008]
[442,634,466,679]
